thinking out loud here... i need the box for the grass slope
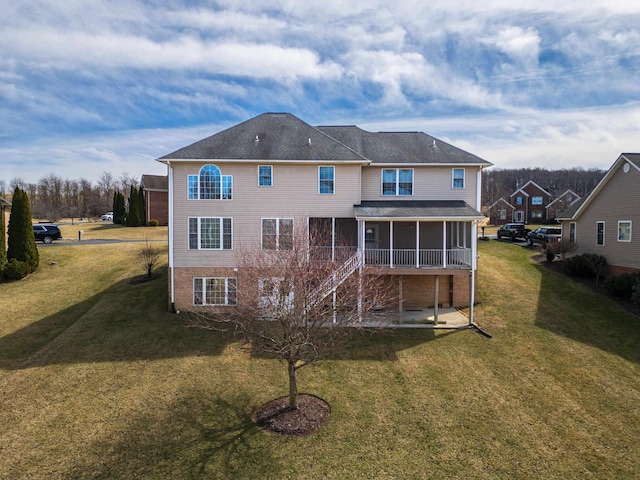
[0,238,638,479]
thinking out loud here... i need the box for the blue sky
[2,0,640,185]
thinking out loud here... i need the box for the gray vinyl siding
[361,165,478,205]
[172,162,362,268]
[570,164,640,270]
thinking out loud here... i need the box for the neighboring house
[141,174,168,226]
[157,113,492,322]
[487,198,514,225]
[545,189,580,220]
[557,153,640,275]
[509,181,553,223]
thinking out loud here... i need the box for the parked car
[527,227,562,246]
[32,224,62,244]
[101,212,113,221]
[497,223,531,241]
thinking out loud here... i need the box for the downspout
[167,161,176,313]
[469,219,477,326]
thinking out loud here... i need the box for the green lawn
[0,237,639,479]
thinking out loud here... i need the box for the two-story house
[158,113,491,325]
[557,153,640,275]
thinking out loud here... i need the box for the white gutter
[167,160,175,310]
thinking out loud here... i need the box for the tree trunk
[288,359,298,410]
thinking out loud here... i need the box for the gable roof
[487,197,515,210]
[509,180,552,198]
[557,153,640,220]
[158,113,492,166]
[545,189,580,211]
[141,174,168,191]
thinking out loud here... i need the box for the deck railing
[365,248,472,268]
[311,246,472,268]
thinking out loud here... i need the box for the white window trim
[452,168,465,189]
[193,277,237,306]
[188,216,233,250]
[569,222,577,244]
[187,165,233,200]
[596,221,605,246]
[617,220,632,242]
[258,277,295,311]
[258,165,273,187]
[318,165,335,195]
[261,218,294,250]
[381,168,414,196]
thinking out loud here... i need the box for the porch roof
[354,200,484,221]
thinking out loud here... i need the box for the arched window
[199,165,221,199]
[188,164,232,200]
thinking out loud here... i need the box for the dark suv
[497,223,531,241]
[32,224,62,244]
[527,227,562,246]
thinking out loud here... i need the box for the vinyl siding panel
[573,164,640,270]
[171,162,362,268]
[361,165,479,206]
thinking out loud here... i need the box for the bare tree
[187,222,395,411]
[138,238,160,278]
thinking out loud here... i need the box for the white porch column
[416,221,420,268]
[442,221,447,268]
[434,275,439,324]
[399,276,403,313]
[358,220,364,322]
[390,221,394,268]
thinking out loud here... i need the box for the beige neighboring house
[157,113,492,322]
[557,153,640,275]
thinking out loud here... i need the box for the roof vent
[432,140,436,147]
[255,135,259,143]
[308,138,312,145]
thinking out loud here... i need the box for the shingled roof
[141,174,168,191]
[354,200,484,220]
[159,113,367,162]
[159,113,491,166]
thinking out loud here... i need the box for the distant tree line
[0,171,139,222]
[482,167,606,207]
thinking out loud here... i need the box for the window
[382,169,413,196]
[596,222,605,246]
[618,221,632,242]
[531,211,543,219]
[319,166,335,194]
[259,165,272,186]
[188,164,233,200]
[498,209,506,220]
[188,217,232,250]
[258,278,294,311]
[532,196,543,205]
[262,218,293,250]
[193,277,237,306]
[452,168,465,188]
[516,197,523,205]
[569,222,576,244]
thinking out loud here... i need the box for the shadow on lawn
[64,391,278,479]
[0,271,233,371]
[534,261,640,364]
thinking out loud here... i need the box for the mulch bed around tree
[253,394,331,436]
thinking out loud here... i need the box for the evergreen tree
[126,185,142,227]
[138,184,146,226]
[0,206,6,267]
[7,187,39,273]
[113,191,125,224]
